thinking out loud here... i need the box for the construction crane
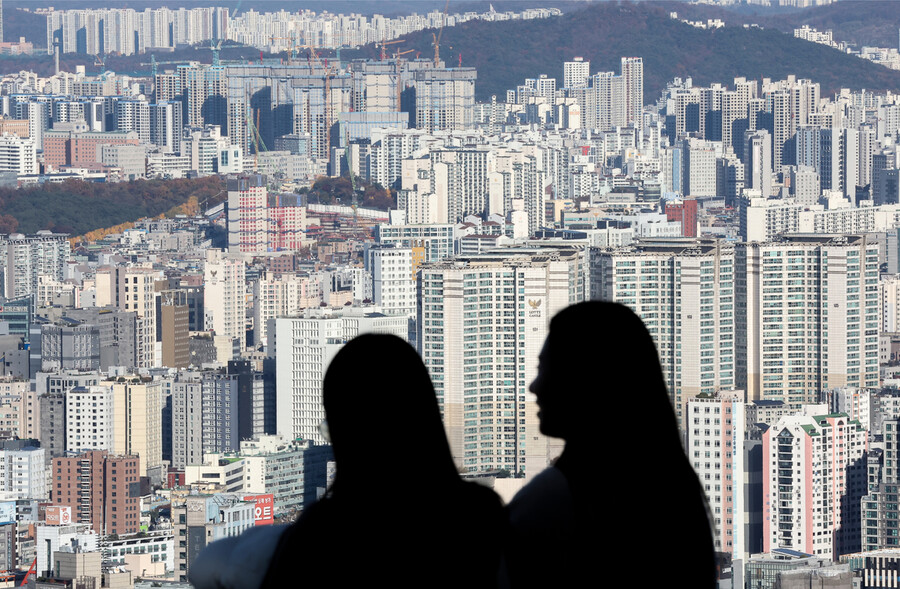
[270,36,299,64]
[209,38,223,66]
[432,0,450,68]
[376,35,404,61]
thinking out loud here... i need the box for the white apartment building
[740,197,900,242]
[591,239,736,424]
[620,57,643,126]
[563,57,590,89]
[65,385,114,455]
[0,134,36,176]
[417,246,584,477]
[763,411,867,559]
[881,275,900,333]
[273,312,408,444]
[0,232,70,300]
[686,392,745,559]
[374,222,455,263]
[736,235,880,404]
[369,245,415,318]
[0,445,46,500]
[115,100,150,144]
[204,249,246,353]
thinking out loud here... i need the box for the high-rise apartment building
[227,175,268,254]
[744,129,773,198]
[763,411,867,559]
[369,245,416,317]
[563,57,590,89]
[115,100,150,144]
[64,385,114,455]
[0,135,37,177]
[51,450,141,536]
[417,246,585,476]
[273,312,408,444]
[863,418,900,551]
[591,239,735,423]
[0,441,45,501]
[149,101,183,154]
[0,232,70,300]
[252,272,321,348]
[204,249,246,352]
[374,222,455,263]
[620,57,643,126]
[412,68,477,133]
[736,235,880,404]
[686,393,746,559]
[109,379,163,481]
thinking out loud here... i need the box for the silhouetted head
[530,302,677,443]
[322,333,459,493]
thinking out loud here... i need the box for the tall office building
[620,57,643,126]
[591,239,735,424]
[159,289,190,369]
[51,450,141,536]
[736,235,880,404]
[417,246,585,476]
[763,411,867,559]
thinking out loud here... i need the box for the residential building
[736,235,880,404]
[108,379,163,482]
[590,239,735,423]
[763,411,867,559]
[50,450,141,536]
[417,246,584,476]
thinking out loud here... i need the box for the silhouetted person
[504,302,716,587]
[260,334,505,588]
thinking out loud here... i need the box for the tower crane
[432,0,450,68]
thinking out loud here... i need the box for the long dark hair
[322,333,460,496]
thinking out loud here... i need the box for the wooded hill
[0,176,225,236]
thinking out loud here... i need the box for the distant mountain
[346,1,900,103]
